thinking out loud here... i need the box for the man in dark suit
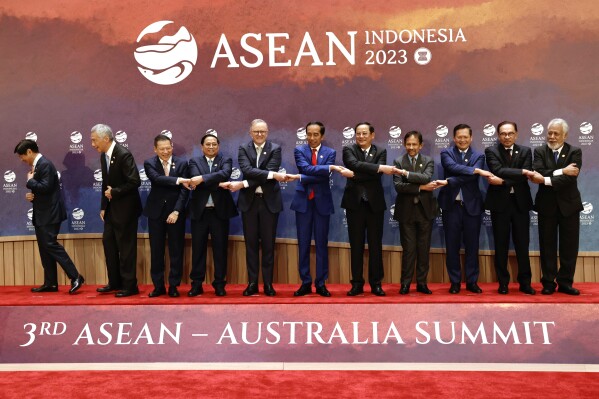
[143,134,190,298]
[290,122,353,297]
[187,133,238,297]
[342,122,399,297]
[484,121,536,295]
[226,119,296,297]
[14,139,84,294]
[527,118,583,295]
[438,124,492,294]
[90,124,142,298]
[393,131,444,295]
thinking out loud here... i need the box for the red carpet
[2,283,598,305]
[0,370,597,398]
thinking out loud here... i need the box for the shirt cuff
[553,169,564,177]
[544,177,552,186]
[267,171,274,179]
[176,177,182,185]
[242,180,249,188]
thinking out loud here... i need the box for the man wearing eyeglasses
[527,118,583,295]
[226,119,297,296]
[484,121,535,295]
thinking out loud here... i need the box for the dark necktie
[411,156,417,172]
[506,148,512,164]
[309,148,317,200]
[553,150,559,163]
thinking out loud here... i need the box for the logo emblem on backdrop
[206,129,218,137]
[531,123,544,136]
[297,127,307,140]
[4,170,16,183]
[580,122,593,135]
[134,21,198,85]
[161,130,173,139]
[389,126,402,139]
[139,169,149,181]
[483,124,495,136]
[72,208,85,220]
[93,169,103,182]
[582,202,594,215]
[27,208,33,221]
[115,130,128,143]
[342,127,355,139]
[231,167,241,180]
[414,47,431,65]
[25,132,38,141]
[436,125,448,137]
[70,131,83,144]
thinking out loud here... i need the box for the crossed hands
[419,180,448,191]
[378,165,407,176]
[522,164,579,184]
[330,165,354,178]
[474,168,504,186]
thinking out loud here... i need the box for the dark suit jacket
[437,145,485,216]
[484,143,533,212]
[143,155,189,219]
[237,140,283,213]
[341,143,387,212]
[26,156,66,227]
[393,153,438,221]
[188,153,238,220]
[533,143,583,217]
[290,144,335,215]
[101,143,142,223]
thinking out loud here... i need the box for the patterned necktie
[207,158,213,172]
[162,160,169,176]
[363,149,368,160]
[309,148,317,200]
[553,151,559,163]
[256,146,262,167]
[461,151,466,162]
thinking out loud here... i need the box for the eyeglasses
[251,130,268,135]
[498,132,516,137]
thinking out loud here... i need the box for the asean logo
[134,21,198,85]
[72,208,85,220]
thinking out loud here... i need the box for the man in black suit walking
[393,131,444,295]
[527,118,583,295]
[90,124,142,298]
[15,139,84,294]
[342,122,400,297]
[484,121,536,295]
[143,134,190,298]
[227,119,296,296]
[187,133,238,297]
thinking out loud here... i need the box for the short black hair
[403,130,423,145]
[153,134,172,147]
[497,121,518,132]
[306,121,325,135]
[14,139,39,155]
[354,122,374,133]
[453,123,472,137]
[201,134,220,145]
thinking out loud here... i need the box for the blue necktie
[553,151,559,163]
[461,151,466,162]
[207,158,214,207]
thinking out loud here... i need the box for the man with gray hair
[527,118,583,295]
[90,124,142,297]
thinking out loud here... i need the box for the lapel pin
[515,151,519,154]
[419,164,422,167]
[561,154,565,157]
[214,164,217,167]
[320,155,323,158]
[464,159,468,162]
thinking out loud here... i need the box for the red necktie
[308,148,317,200]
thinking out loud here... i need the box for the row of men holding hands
[17,117,582,299]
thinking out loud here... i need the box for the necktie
[162,160,169,176]
[207,158,213,172]
[105,154,111,173]
[411,156,417,172]
[363,149,368,160]
[256,146,262,167]
[309,148,317,200]
[206,158,214,207]
[506,148,512,164]
[461,151,466,162]
[553,151,559,163]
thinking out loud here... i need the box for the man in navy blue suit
[187,133,238,297]
[438,124,493,294]
[143,134,190,298]
[290,122,353,297]
[14,139,84,294]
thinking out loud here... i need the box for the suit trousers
[442,203,481,284]
[346,201,384,287]
[34,223,79,285]
[398,203,432,285]
[103,211,138,290]
[295,199,330,287]
[190,209,230,287]
[148,209,185,288]
[241,196,279,285]
[538,208,579,289]
[490,196,532,286]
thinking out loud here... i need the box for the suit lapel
[258,141,271,168]
[556,143,569,167]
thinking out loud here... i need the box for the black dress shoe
[371,285,386,296]
[97,285,119,293]
[264,284,276,296]
[168,286,180,298]
[449,283,461,294]
[69,275,85,294]
[213,285,226,297]
[243,283,259,296]
[187,285,204,297]
[399,284,410,295]
[294,284,312,297]
[347,285,364,296]
[466,283,483,294]
[541,287,555,295]
[557,285,580,296]
[31,284,58,293]
[149,287,166,298]
[416,283,432,295]
[316,285,331,297]
[498,284,509,295]
[115,288,139,298]
[519,285,536,295]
